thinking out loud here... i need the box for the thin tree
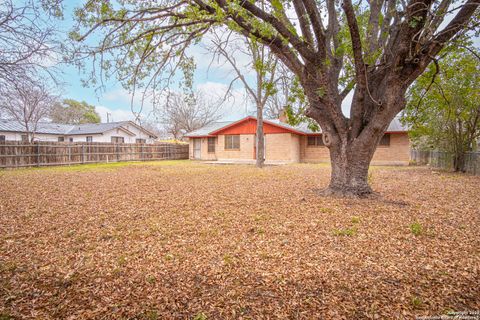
[0,0,58,90]
[209,29,280,168]
[0,83,57,142]
[158,90,223,140]
[71,0,480,195]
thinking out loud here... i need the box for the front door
[193,138,201,159]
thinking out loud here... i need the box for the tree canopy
[50,99,101,124]
[403,48,480,169]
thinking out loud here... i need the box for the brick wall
[300,136,330,162]
[299,133,411,165]
[265,133,297,162]
[190,132,411,165]
[216,134,255,160]
[371,133,410,165]
[290,134,301,162]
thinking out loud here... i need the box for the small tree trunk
[256,105,265,168]
[453,152,465,172]
[324,137,375,196]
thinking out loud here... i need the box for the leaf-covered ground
[1,161,479,319]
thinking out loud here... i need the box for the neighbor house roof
[185,116,408,137]
[0,120,73,135]
[67,122,136,135]
[184,121,235,137]
[0,119,158,138]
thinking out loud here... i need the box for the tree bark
[256,104,265,168]
[304,81,402,197]
[323,135,376,196]
[453,152,465,172]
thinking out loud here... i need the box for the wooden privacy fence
[410,150,480,175]
[0,141,189,168]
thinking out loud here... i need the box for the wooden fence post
[36,143,40,167]
[0,141,188,168]
[82,144,85,164]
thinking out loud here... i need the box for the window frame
[207,137,216,153]
[379,134,391,147]
[224,135,240,150]
[307,135,325,147]
[0,135,5,142]
[86,136,93,142]
[21,134,28,142]
[136,138,146,144]
[58,137,64,142]
[111,136,125,143]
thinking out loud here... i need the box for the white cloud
[196,81,252,120]
[101,87,155,119]
[187,30,256,80]
[95,105,136,122]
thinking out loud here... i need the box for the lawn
[0,161,479,319]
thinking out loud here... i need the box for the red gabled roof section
[209,116,306,136]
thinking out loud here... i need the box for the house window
[136,138,146,144]
[379,134,390,146]
[58,137,64,142]
[86,136,93,142]
[0,135,5,142]
[225,135,240,150]
[21,135,28,142]
[111,136,124,143]
[208,137,216,153]
[307,135,324,147]
[69,137,73,142]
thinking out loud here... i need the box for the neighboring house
[185,116,411,165]
[0,120,158,143]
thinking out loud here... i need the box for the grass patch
[3,160,191,174]
[333,227,357,237]
[193,313,208,320]
[411,296,423,309]
[410,221,423,236]
[0,313,14,320]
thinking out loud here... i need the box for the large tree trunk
[324,136,377,196]
[256,104,265,168]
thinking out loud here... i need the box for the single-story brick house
[185,116,411,165]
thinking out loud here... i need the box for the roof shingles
[0,120,156,137]
[185,116,407,137]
